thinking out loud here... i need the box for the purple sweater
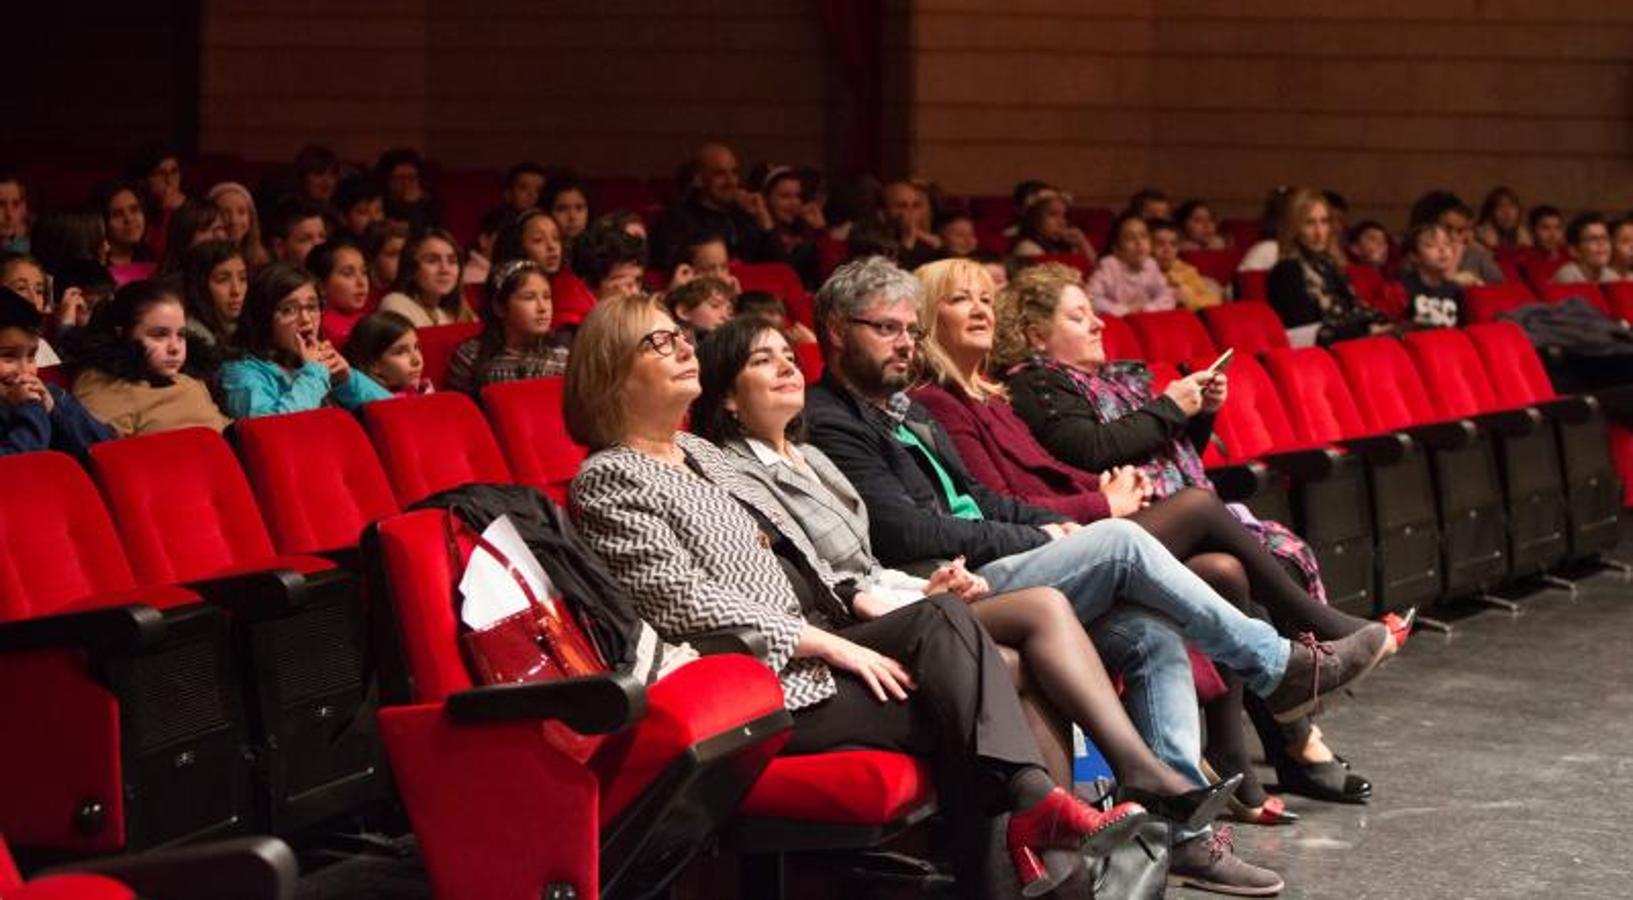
[911,380,1111,524]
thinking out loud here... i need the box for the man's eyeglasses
[638,328,692,358]
[848,316,924,343]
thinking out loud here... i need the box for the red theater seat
[1098,314,1143,361]
[1125,309,1216,366]
[731,261,814,328]
[235,408,400,557]
[363,392,512,506]
[794,341,824,385]
[1178,248,1243,288]
[416,322,484,390]
[1200,301,1290,355]
[1464,282,1537,323]
[1235,269,1268,300]
[1520,256,1568,292]
[1539,281,1612,315]
[0,834,297,900]
[1603,281,1633,322]
[480,378,586,507]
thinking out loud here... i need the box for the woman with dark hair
[219,262,390,418]
[155,200,228,275]
[378,228,473,327]
[178,240,248,368]
[95,181,151,267]
[71,279,229,436]
[344,311,431,397]
[308,237,372,346]
[541,174,591,250]
[565,293,1148,897]
[445,259,567,395]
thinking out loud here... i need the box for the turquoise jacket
[220,357,391,419]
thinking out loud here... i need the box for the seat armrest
[1594,383,1633,422]
[680,627,768,659]
[0,604,166,654]
[1261,446,1342,481]
[186,569,309,619]
[1207,462,1277,502]
[1535,395,1597,424]
[446,671,647,733]
[318,546,364,573]
[1338,432,1413,465]
[45,836,299,900]
[1475,407,1544,437]
[1404,419,1479,450]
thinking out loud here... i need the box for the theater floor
[295,522,1633,900]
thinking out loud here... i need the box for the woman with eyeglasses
[219,262,390,419]
[566,293,1148,897]
[445,259,568,395]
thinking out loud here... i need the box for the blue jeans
[975,519,1290,696]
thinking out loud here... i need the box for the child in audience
[1400,223,1465,328]
[71,279,230,436]
[735,289,818,344]
[669,230,736,287]
[363,219,409,288]
[344,311,432,397]
[1346,221,1391,269]
[309,238,373,346]
[379,228,474,327]
[493,207,564,274]
[0,170,29,253]
[500,162,547,213]
[0,253,62,366]
[127,143,187,260]
[1476,187,1531,250]
[936,211,980,258]
[573,222,647,303]
[207,182,270,268]
[1085,213,1176,315]
[1529,206,1568,262]
[294,144,341,205]
[53,259,116,333]
[335,175,386,238]
[155,200,228,275]
[1174,199,1227,250]
[1610,218,1633,280]
[1149,218,1221,310]
[464,206,513,287]
[446,259,567,394]
[0,286,112,455]
[220,263,390,418]
[1127,187,1173,221]
[665,276,735,340]
[376,147,440,230]
[542,174,591,252]
[1012,193,1095,261]
[98,181,150,267]
[179,240,248,365]
[266,197,329,266]
[1553,213,1623,284]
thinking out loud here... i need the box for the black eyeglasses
[847,316,925,342]
[638,328,692,357]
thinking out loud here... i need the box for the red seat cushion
[1464,322,1556,408]
[595,654,787,823]
[1188,353,1297,462]
[1402,329,1501,419]
[363,393,512,506]
[1331,336,1442,432]
[0,452,143,620]
[1199,301,1289,354]
[1098,314,1143,361]
[1124,309,1216,366]
[740,750,934,824]
[1261,347,1371,443]
[480,378,586,507]
[235,408,400,555]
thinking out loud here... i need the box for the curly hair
[991,262,1082,370]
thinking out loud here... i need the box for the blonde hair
[991,262,1083,370]
[1276,187,1343,261]
[564,292,669,450]
[914,258,1006,401]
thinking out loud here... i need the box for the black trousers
[786,594,1044,899]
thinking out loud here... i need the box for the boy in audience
[1128,187,1173,221]
[1400,223,1465,328]
[1346,221,1391,269]
[1553,212,1622,284]
[1529,206,1568,262]
[734,288,818,343]
[267,197,329,266]
[334,175,385,238]
[501,162,546,213]
[665,275,735,340]
[670,230,735,286]
[1148,218,1221,310]
[0,170,28,253]
[573,222,647,303]
[1410,191,1504,285]
[295,144,341,205]
[936,211,980,258]
[0,286,113,455]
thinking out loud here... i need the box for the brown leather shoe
[1264,623,1390,723]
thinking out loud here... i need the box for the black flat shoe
[1273,759,1371,804]
[1117,773,1243,830]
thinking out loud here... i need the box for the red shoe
[1381,607,1417,653]
[1006,787,1147,897]
[1229,793,1300,826]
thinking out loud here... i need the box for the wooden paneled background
[197,0,1633,226]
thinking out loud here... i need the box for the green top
[893,423,984,521]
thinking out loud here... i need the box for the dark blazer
[802,373,1066,570]
[1005,362,1213,475]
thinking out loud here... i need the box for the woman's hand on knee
[821,635,916,703]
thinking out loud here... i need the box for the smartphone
[1203,347,1235,378]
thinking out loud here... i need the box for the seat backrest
[1124,309,1216,366]
[1464,321,1557,408]
[1098,314,1143,361]
[1235,269,1268,300]
[480,378,586,507]
[416,323,484,390]
[1261,347,1370,443]
[1330,335,1440,432]
[1464,282,1536,323]
[1199,301,1290,354]
[1192,353,1298,461]
[794,341,824,385]
[1177,248,1241,287]
[0,452,139,619]
[1520,255,1568,291]
[1402,328,1501,419]
[363,392,513,506]
[89,427,279,585]
[371,509,477,703]
[730,261,814,328]
[1604,281,1633,321]
[1539,281,1611,315]
[235,408,401,555]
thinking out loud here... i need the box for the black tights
[1129,487,1367,640]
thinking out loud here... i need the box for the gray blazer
[572,431,852,710]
